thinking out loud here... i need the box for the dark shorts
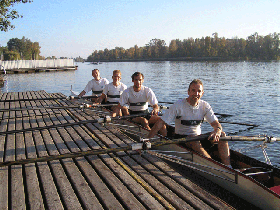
[129,109,150,120]
[105,102,118,110]
[173,133,213,150]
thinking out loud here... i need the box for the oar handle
[69,95,98,100]
[220,136,280,142]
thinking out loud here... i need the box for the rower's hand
[151,108,159,116]
[208,129,222,143]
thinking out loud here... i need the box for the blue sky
[1,0,279,59]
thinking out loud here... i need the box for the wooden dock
[0,90,251,209]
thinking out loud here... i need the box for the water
[1,61,280,166]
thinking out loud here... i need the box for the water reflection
[1,61,280,166]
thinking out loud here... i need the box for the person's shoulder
[174,98,185,105]
[143,86,152,90]
[120,82,127,87]
[142,86,154,93]
[107,82,114,87]
[123,86,132,93]
[199,99,210,106]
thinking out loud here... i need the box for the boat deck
[0,90,254,209]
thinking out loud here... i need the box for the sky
[1,0,280,59]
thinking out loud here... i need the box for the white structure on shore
[0,59,76,73]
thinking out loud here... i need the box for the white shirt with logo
[84,78,109,97]
[161,98,218,135]
[119,86,158,111]
[103,82,127,103]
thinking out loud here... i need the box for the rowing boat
[71,96,280,209]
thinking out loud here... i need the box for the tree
[6,36,41,60]
[1,0,33,32]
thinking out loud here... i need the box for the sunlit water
[1,61,280,166]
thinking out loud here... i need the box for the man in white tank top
[113,72,165,134]
[97,70,127,115]
[78,69,109,103]
[148,79,231,167]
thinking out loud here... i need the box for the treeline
[0,36,43,60]
[87,32,280,62]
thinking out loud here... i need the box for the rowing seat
[239,167,274,187]
[270,186,280,195]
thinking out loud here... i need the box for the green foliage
[2,36,41,60]
[0,0,33,32]
[87,33,280,62]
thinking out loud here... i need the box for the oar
[220,136,280,143]
[219,121,258,127]
[69,95,98,100]
[0,97,68,102]
[0,95,97,103]
[0,113,151,135]
[0,134,279,167]
[145,134,280,149]
[0,105,84,112]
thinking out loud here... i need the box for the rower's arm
[209,120,222,142]
[97,93,106,104]
[112,103,122,117]
[78,90,86,98]
[147,118,165,138]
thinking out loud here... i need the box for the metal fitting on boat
[265,136,276,143]
[140,138,152,150]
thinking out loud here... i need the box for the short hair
[188,79,204,91]
[113,70,121,75]
[92,69,99,72]
[131,72,144,80]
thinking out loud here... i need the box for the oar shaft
[0,105,83,112]
[0,146,133,167]
[0,113,151,135]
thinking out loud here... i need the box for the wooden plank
[31,97,103,210]
[87,155,147,209]
[30,117,83,210]
[24,116,63,210]
[17,98,45,210]
[145,152,233,209]
[57,106,155,209]
[62,107,172,209]
[0,167,8,209]
[4,93,26,210]
[90,122,194,209]
[0,94,8,209]
[55,100,160,209]
[38,97,117,209]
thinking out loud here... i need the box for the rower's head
[187,79,204,106]
[132,72,144,90]
[92,69,100,80]
[112,70,121,84]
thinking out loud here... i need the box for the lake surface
[1,61,280,166]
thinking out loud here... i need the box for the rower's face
[188,83,204,102]
[133,75,143,88]
[112,73,121,83]
[92,70,100,80]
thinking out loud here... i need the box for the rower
[97,70,127,115]
[112,72,166,135]
[148,79,231,167]
[78,69,109,103]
